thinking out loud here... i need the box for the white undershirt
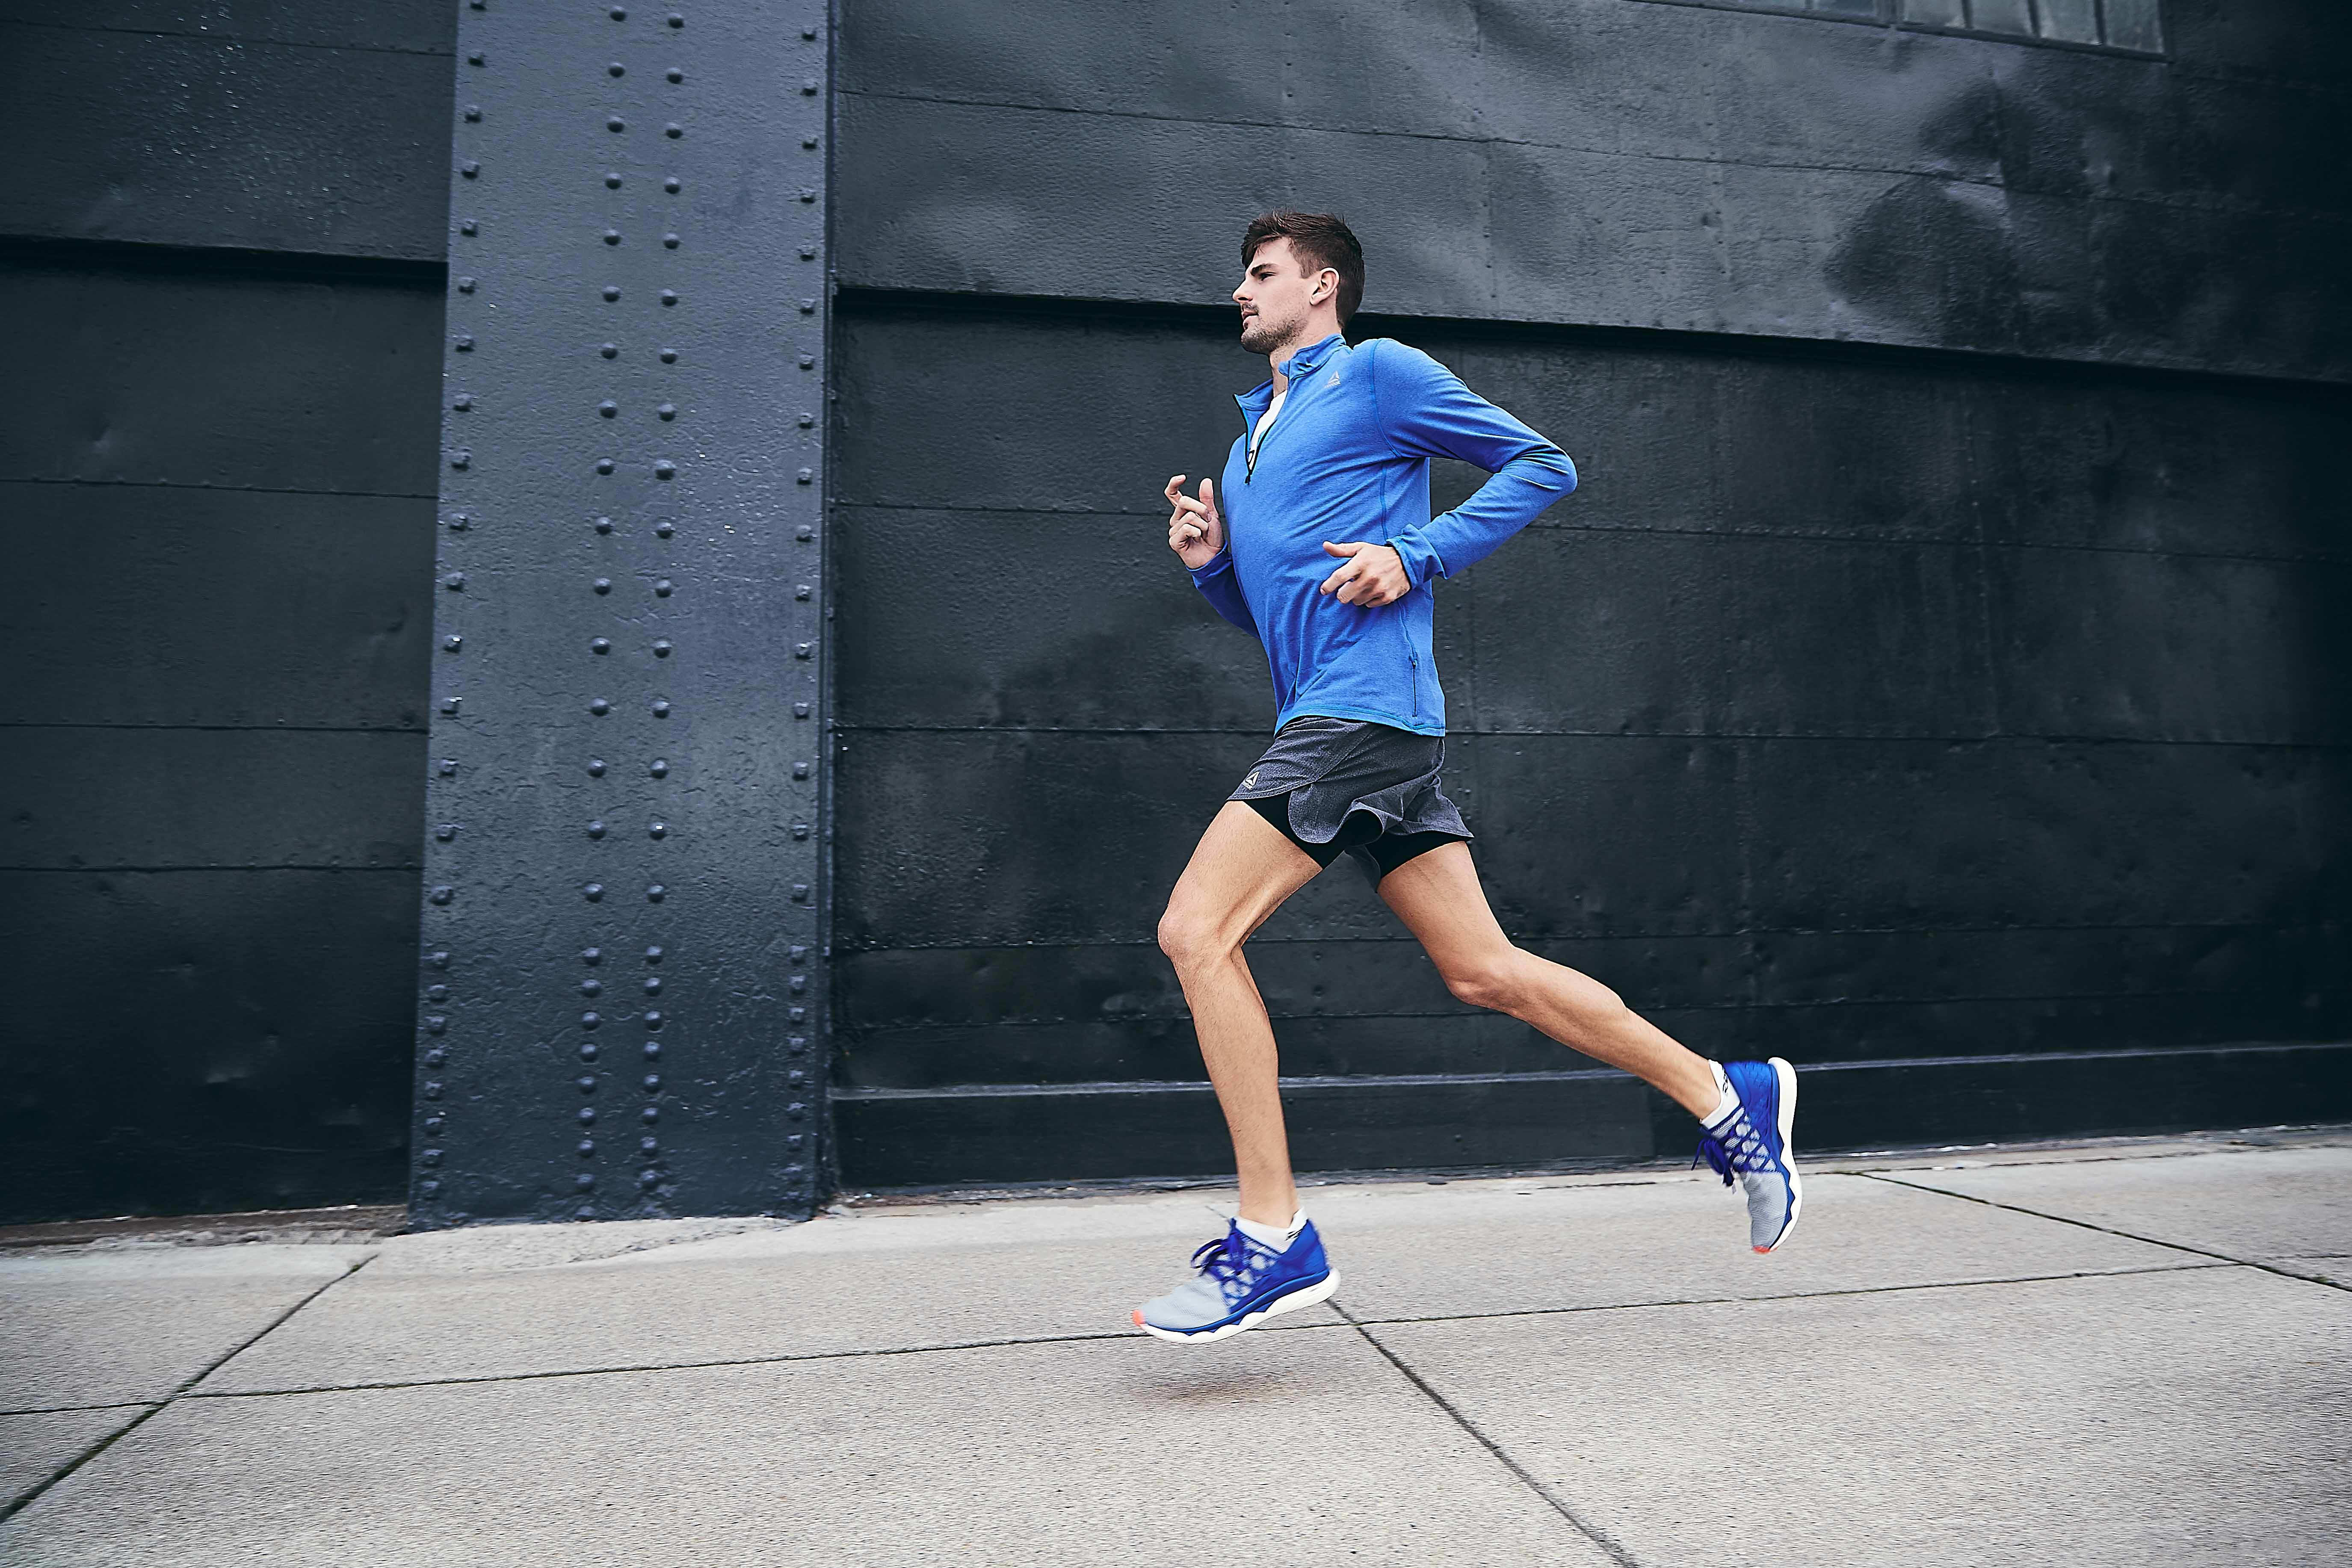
[1250,385,1289,460]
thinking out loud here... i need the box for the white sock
[1235,1208,1306,1250]
[1701,1059,1740,1130]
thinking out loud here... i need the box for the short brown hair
[1241,211,1365,326]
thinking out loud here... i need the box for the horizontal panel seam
[0,18,453,59]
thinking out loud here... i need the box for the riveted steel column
[416,2,830,1225]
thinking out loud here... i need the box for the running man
[1134,211,1800,1344]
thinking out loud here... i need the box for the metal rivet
[609,5,624,17]
[643,1105,661,1122]
[802,24,817,38]
[583,946,602,964]
[447,512,470,530]
[588,820,607,838]
[453,392,472,410]
[796,467,813,484]
[461,219,478,235]
[652,640,672,658]
[663,231,679,249]
[585,882,604,900]
[654,460,675,479]
[791,823,810,840]
[581,1040,600,1057]
[792,883,809,901]
[799,245,815,259]
[641,1136,659,1153]
[583,1012,601,1029]
[453,333,474,350]
[423,1080,444,1100]
[666,67,683,83]
[646,884,666,902]
[643,1043,661,1060]
[659,289,677,305]
[801,78,817,95]
[598,399,617,417]
[423,1048,446,1068]
[651,698,671,715]
[430,885,453,904]
[644,977,662,994]
[608,116,626,132]
[467,50,485,65]
[589,695,611,712]
[603,284,621,301]
[794,584,811,601]
[577,1075,598,1092]
[595,516,613,533]
[576,1174,595,1192]
[649,757,669,775]
[461,160,480,178]
[796,524,814,541]
[799,354,814,369]
[663,176,681,192]
[798,411,814,428]
[580,1106,597,1124]
[578,1138,596,1156]
[435,822,456,841]
[464,104,482,121]
[798,188,817,204]
[601,342,619,358]
[664,122,682,138]
[443,634,462,652]
[438,696,460,715]
[802,139,817,152]
[657,402,676,420]
[647,946,663,962]
[606,171,624,189]
[456,276,477,294]
[596,458,615,474]
[449,450,470,469]
[654,579,673,597]
[649,820,668,837]
[667,11,683,25]
[794,701,811,717]
[608,61,625,76]
[603,228,621,245]
[444,572,466,590]
[591,637,610,654]
[654,521,675,538]
[582,980,602,998]
[793,760,811,777]
[794,643,813,660]
[659,347,678,363]
[587,758,606,777]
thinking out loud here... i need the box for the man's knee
[1157,905,1235,971]
[1444,947,1528,1011]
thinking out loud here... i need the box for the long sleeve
[1369,339,1577,590]
[1188,546,1259,635]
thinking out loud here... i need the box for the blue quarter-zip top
[1186,332,1577,735]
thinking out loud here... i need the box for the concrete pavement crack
[0,1254,374,1526]
[1333,1299,1640,1568]
[1855,1174,2351,1295]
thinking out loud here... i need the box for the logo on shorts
[1243,769,1261,789]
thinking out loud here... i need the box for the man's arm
[1369,339,1577,590]
[1188,547,1260,636]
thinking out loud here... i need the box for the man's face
[1234,237,1331,354]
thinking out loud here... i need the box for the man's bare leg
[1372,840,1723,1118]
[1157,801,1327,1225]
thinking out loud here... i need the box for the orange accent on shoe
[1132,1308,1145,1326]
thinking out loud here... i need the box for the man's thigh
[1371,839,1518,979]
[1163,800,1327,949]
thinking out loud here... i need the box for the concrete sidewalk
[3,1128,2347,1567]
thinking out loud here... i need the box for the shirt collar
[1237,331,1349,416]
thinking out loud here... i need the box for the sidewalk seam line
[0,1255,373,1527]
[1334,1299,1640,1568]
[1855,1175,2352,1294]
[169,1261,2225,1404]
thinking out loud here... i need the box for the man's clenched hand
[1319,540,1410,606]
[1164,474,1225,569]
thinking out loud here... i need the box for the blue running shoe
[1133,1219,1339,1343]
[1695,1057,1802,1252]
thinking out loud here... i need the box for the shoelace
[1189,1228,1274,1294]
[1692,1108,1772,1186]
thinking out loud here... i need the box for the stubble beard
[1238,312,1285,355]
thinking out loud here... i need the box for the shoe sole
[1755,1056,1801,1254]
[1133,1269,1341,1343]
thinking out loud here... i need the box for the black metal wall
[828,0,2352,1185]
[5,1,2348,1223]
[0,2,456,1222]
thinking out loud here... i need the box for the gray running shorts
[1227,714,1473,884]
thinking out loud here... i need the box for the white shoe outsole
[1756,1055,1802,1253]
[1135,1270,1341,1344]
